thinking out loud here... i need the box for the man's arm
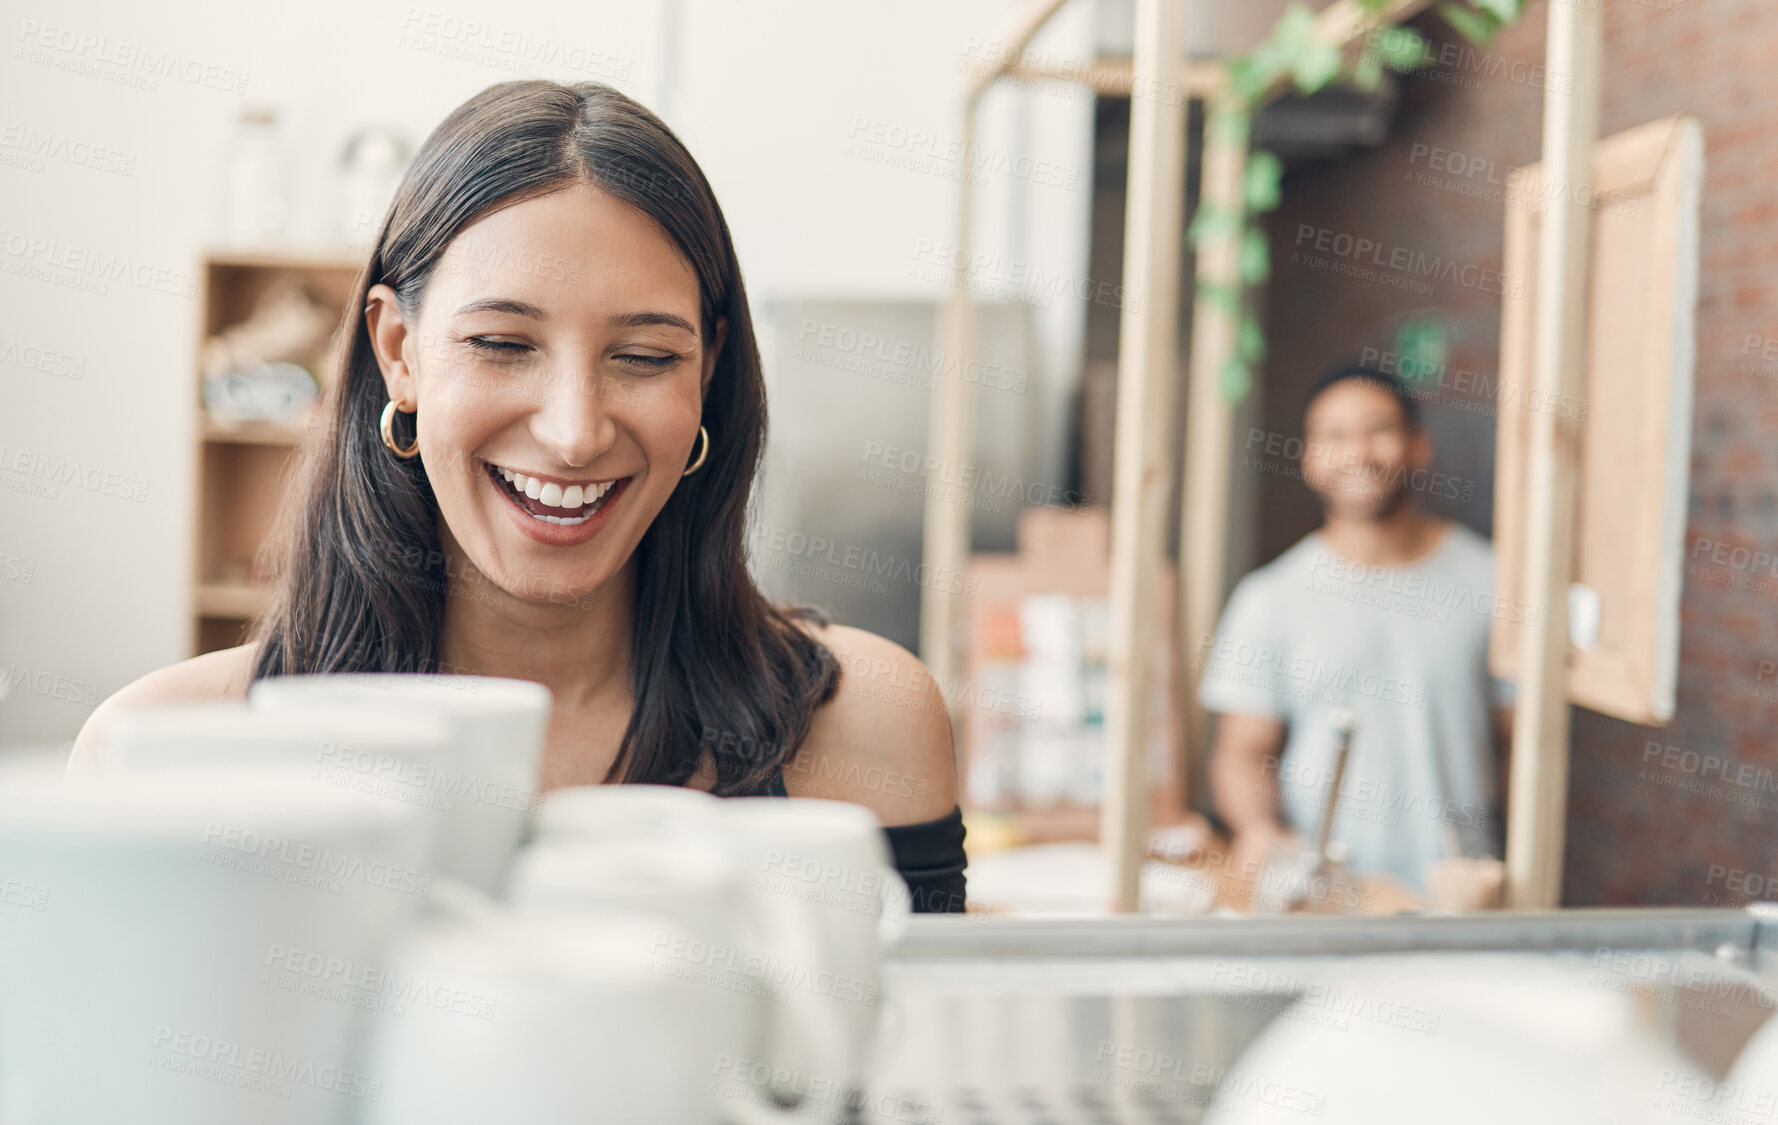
[1208,710,1293,868]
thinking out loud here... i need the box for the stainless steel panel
[858,909,1778,1124]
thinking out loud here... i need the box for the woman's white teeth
[493,465,617,512]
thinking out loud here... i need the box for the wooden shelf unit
[191,250,363,656]
[961,507,1186,847]
[199,415,309,447]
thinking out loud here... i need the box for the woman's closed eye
[463,336,682,372]
[615,352,683,372]
[465,336,533,356]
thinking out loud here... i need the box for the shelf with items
[960,507,1187,855]
[199,414,310,447]
[195,616,258,658]
[190,250,363,656]
[193,580,267,619]
[192,439,291,644]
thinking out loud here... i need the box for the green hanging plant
[1439,4,1499,45]
[1239,228,1271,286]
[1369,26,1434,72]
[1243,151,1283,212]
[1187,204,1241,246]
[1237,317,1267,364]
[1440,0,1530,45]
[1220,357,1253,402]
[1392,316,1450,383]
[1199,0,1530,402]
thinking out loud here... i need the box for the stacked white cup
[100,700,460,874]
[0,763,431,1125]
[512,785,846,1119]
[1,675,909,1123]
[719,796,912,1118]
[353,784,911,1123]
[247,673,552,894]
[359,884,814,1125]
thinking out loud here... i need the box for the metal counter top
[855,908,1778,1124]
[886,907,1768,964]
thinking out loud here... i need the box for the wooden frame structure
[1491,115,1703,729]
[920,0,1603,911]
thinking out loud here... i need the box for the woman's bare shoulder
[67,643,261,772]
[785,620,957,826]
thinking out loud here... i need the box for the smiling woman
[71,80,965,911]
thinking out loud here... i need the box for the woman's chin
[491,571,604,610]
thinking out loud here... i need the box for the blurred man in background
[1200,362,1513,894]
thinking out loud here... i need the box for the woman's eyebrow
[612,311,697,335]
[453,297,548,319]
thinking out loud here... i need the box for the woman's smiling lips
[484,460,631,546]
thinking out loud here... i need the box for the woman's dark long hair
[250,80,838,795]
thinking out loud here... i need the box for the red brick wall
[1252,0,1778,906]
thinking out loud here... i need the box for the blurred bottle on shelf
[338,127,411,250]
[1017,594,1087,807]
[1016,593,1110,808]
[961,507,1182,839]
[965,602,1024,811]
[222,107,291,246]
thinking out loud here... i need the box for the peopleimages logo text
[1293,224,1524,298]
[15,22,250,94]
[0,229,197,298]
[0,443,149,502]
[202,825,432,896]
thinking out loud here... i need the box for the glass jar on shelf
[221,107,291,247]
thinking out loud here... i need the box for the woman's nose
[529,371,618,468]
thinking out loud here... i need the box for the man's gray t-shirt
[1198,523,1513,891]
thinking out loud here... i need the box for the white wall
[0,0,1096,743]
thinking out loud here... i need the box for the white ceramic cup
[100,700,462,875]
[0,762,430,1125]
[718,797,911,1117]
[249,674,552,893]
[1728,1005,1778,1106]
[531,781,726,844]
[1201,964,1699,1125]
[358,891,824,1125]
[509,827,853,1118]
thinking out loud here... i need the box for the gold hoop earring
[379,400,421,460]
[681,425,710,477]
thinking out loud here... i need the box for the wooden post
[920,111,978,697]
[963,0,1076,100]
[921,0,1072,694]
[1177,100,1249,812]
[1102,0,1189,913]
[1003,58,1225,99]
[1505,0,1603,909]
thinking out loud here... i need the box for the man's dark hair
[1302,362,1421,430]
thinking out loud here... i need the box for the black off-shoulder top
[763,770,968,914]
